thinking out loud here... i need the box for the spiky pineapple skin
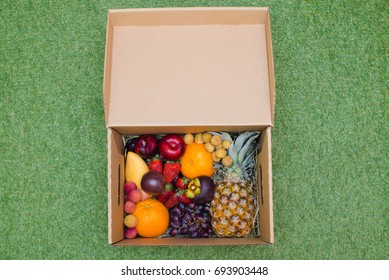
[210,180,255,237]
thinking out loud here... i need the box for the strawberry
[157,183,174,203]
[174,176,190,189]
[163,161,181,183]
[177,192,192,205]
[165,193,180,208]
[148,157,163,174]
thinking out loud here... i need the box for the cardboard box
[104,7,275,246]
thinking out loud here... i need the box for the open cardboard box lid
[103,7,276,133]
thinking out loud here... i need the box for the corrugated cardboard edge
[265,10,276,125]
[113,237,269,246]
[103,12,113,126]
[107,128,125,244]
[258,127,274,243]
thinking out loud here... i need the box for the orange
[132,199,169,238]
[181,143,215,179]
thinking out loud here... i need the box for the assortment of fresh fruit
[122,131,260,240]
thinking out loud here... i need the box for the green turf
[0,0,388,260]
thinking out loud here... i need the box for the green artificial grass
[0,0,388,260]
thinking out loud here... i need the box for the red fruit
[134,135,159,159]
[127,189,142,203]
[148,157,163,174]
[163,161,181,183]
[124,201,136,214]
[124,227,137,239]
[157,184,175,203]
[174,177,190,189]
[124,181,138,194]
[159,134,185,161]
[165,193,180,208]
[177,193,192,205]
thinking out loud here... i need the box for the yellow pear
[125,152,149,189]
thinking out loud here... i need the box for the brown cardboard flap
[258,127,274,243]
[107,128,125,244]
[103,7,273,129]
[108,7,269,26]
[113,124,270,136]
[265,12,276,125]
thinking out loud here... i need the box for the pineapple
[210,131,260,237]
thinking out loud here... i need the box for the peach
[124,201,136,214]
[127,189,142,203]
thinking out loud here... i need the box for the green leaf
[238,133,259,163]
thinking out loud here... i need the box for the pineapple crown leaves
[210,131,260,181]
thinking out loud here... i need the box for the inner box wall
[108,127,272,245]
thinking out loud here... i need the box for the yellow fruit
[222,140,231,149]
[211,135,222,146]
[222,156,233,167]
[202,133,212,143]
[124,214,138,228]
[211,151,221,163]
[194,133,203,144]
[184,134,194,145]
[204,142,215,153]
[125,152,149,189]
[215,148,227,158]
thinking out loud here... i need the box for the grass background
[1,0,387,260]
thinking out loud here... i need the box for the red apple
[159,134,185,161]
[134,134,158,159]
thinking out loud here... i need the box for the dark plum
[134,135,159,159]
[125,137,138,153]
[141,171,166,195]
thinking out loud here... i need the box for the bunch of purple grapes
[169,202,214,238]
